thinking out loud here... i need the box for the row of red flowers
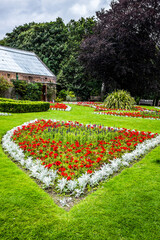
[94,111,160,119]
[50,103,67,110]
[75,102,160,113]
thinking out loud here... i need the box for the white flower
[74,188,84,198]
[25,157,34,169]
[57,178,67,193]
[78,173,90,189]
[42,176,52,187]
[67,180,77,191]
[0,112,11,116]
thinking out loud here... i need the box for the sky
[0,0,111,40]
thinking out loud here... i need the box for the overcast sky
[0,0,111,39]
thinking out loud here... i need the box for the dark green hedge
[0,99,50,113]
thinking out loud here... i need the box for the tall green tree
[4,18,68,75]
[57,17,96,99]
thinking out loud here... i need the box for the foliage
[0,98,49,113]
[66,90,77,102]
[4,19,68,76]
[0,97,15,102]
[104,90,135,110]
[80,0,160,98]
[26,83,42,101]
[12,80,42,101]
[58,89,67,101]
[57,18,96,99]
[0,76,13,97]
[55,97,63,102]
[47,84,56,102]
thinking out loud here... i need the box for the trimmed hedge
[0,98,16,102]
[0,98,50,113]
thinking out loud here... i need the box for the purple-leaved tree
[80,0,160,99]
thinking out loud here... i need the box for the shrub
[58,89,67,101]
[0,77,13,97]
[104,90,135,110]
[0,97,16,102]
[0,98,49,113]
[12,80,42,101]
[66,90,77,102]
[55,97,63,102]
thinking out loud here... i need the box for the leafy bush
[0,98,49,113]
[0,97,15,102]
[55,97,63,102]
[12,80,42,101]
[0,77,13,97]
[25,83,42,101]
[66,90,77,102]
[104,90,135,110]
[47,84,56,102]
[58,89,67,101]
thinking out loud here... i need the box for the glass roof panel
[0,46,55,77]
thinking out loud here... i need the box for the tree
[4,18,68,75]
[80,0,160,98]
[57,17,96,100]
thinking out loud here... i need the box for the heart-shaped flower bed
[2,119,160,197]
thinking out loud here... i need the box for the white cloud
[89,0,101,11]
[70,3,87,16]
[0,0,111,39]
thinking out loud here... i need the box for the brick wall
[0,71,56,84]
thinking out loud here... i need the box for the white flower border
[50,105,71,112]
[94,111,160,120]
[0,112,11,116]
[2,119,160,197]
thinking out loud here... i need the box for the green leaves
[0,77,13,97]
[12,80,42,101]
[0,98,49,113]
[104,90,135,110]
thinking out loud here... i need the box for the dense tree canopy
[57,17,96,99]
[4,18,68,76]
[80,0,160,98]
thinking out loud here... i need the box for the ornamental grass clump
[104,90,135,110]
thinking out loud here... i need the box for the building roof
[0,45,55,77]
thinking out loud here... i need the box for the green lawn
[0,105,160,240]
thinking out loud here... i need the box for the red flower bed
[11,119,158,182]
[50,103,67,110]
[95,111,160,119]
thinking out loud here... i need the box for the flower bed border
[94,111,160,120]
[0,112,11,116]
[2,119,160,197]
[50,105,71,111]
